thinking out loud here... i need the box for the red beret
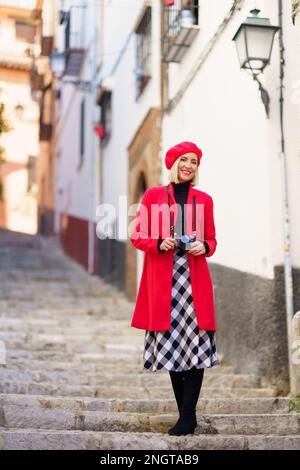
[165,141,203,170]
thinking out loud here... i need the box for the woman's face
[178,152,198,182]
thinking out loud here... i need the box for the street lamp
[232,8,279,117]
[233,2,295,395]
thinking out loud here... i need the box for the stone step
[2,341,145,354]
[1,331,138,341]
[0,307,130,320]
[0,298,121,309]
[0,283,117,292]
[0,299,129,309]
[0,348,211,365]
[0,429,299,450]
[0,294,123,303]
[0,318,132,332]
[4,352,228,375]
[0,382,277,398]
[1,313,132,323]
[0,369,259,388]
[5,349,228,366]
[0,284,109,292]
[0,314,131,322]
[0,276,122,286]
[2,361,143,375]
[1,327,137,337]
[6,350,145,362]
[0,231,289,451]
[2,302,117,311]
[0,394,291,415]
[1,407,298,434]
[3,360,235,375]
[0,332,142,347]
[0,275,117,282]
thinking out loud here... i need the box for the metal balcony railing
[163,0,200,63]
[59,6,86,77]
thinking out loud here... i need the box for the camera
[174,232,197,251]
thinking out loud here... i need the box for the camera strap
[166,183,196,237]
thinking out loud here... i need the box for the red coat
[130,182,217,332]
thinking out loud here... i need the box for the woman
[130,141,218,436]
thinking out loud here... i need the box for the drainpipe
[278,0,294,393]
[88,0,98,274]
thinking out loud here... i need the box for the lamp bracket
[252,73,270,118]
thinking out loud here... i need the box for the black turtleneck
[158,180,210,254]
[173,180,190,237]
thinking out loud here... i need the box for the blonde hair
[168,156,199,186]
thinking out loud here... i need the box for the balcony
[64,48,85,77]
[39,83,53,141]
[163,1,200,63]
[60,8,86,77]
[96,87,112,147]
[135,4,152,98]
[0,42,34,71]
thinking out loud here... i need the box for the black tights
[169,367,204,412]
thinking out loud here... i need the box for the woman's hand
[160,237,178,251]
[188,241,206,256]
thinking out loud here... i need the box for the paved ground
[0,229,299,449]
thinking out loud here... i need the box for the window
[15,20,35,43]
[59,6,86,76]
[61,6,85,50]
[39,85,53,141]
[79,98,85,165]
[163,0,200,63]
[98,90,112,147]
[27,155,36,191]
[166,0,199,26]
[135,5,152,97]
[183,0,199,25]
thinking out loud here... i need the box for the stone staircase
[0,229,299,450]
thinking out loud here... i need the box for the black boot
[168,367,204,436]
[167,406,183,435]
[167,370,185,434]
[168,370,185,413]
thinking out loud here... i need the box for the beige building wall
[34,0,57,236]
[0,70,39,234]
[0,4,40,234]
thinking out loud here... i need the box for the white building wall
[54,0,300,282]
[55,0,162,237]
[161,0,300,279]
[99,0,161,215]
[55,0,100,230]
[279,0,300,267]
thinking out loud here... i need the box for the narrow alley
[0,229,299,450]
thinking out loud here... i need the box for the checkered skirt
[143,247,219,372]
